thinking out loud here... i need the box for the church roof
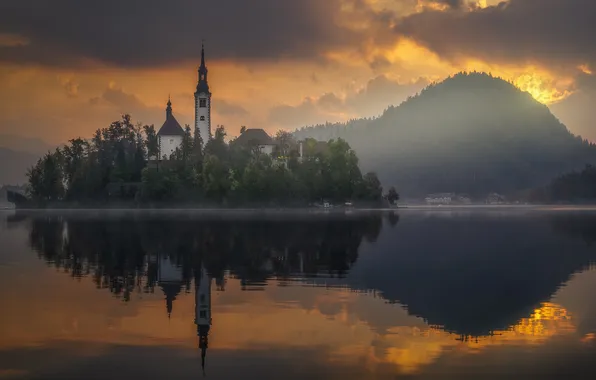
[158,98,185,137]
[157,114,185,136]
[235,128,275,146]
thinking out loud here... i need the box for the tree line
[529,164,596,203]
[26,114,389,207]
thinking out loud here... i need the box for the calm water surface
[1,209,596,379]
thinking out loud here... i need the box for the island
[17,113,391,209]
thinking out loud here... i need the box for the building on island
[157,97,185,159]
[154,42,329,164]
[156,42,211,160]
[234,128,277,155]
[195,43,212,146]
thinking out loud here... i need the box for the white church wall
[195,94,211,143]
[159,135,183,159]
[259,144,275,155]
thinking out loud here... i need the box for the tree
[274,130,296,158]
[361,172,383,201]
[27,149,65,202]
[62,138,89,199]
[144,125,159,160]
[202,155,231,203]
[204,125,228,162]
[386,186,400,205]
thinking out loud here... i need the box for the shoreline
[7,204,596,212]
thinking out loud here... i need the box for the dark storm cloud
[0,0,379,68]
[396,0,596,68]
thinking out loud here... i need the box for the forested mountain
[294,72,596,198]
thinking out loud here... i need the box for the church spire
[201,40,206,69]
[166,96,172,119]
[198,40,209,85]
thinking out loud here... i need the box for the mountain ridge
[294,72,596,198]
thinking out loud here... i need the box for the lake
[1,208,596,379]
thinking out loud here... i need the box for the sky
[0,0,595,145]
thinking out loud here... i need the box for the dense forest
[25,115,385,207]
[530,164,596,203]
[295,72,596,198]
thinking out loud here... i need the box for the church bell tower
[194,42,211,146]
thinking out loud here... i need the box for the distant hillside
[0,134,54,156]
[294,72,596,198]
[0,147,39,186]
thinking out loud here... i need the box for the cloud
[88,84,191,128]
[214,99,248,116]
[268,75,429,128]
[0,0,396,68]
[396,0,596,70]
[269,98,326,128]
[550,73,596,141]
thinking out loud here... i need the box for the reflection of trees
[550,213,596,246]
[24,213,384,300]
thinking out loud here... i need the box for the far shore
[6,204,596,214]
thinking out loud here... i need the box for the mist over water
[1,209,596,379]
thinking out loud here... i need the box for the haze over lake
[1,209,596,379]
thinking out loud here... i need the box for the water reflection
[1,210,596,379]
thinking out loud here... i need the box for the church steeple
[195,40,212,144]
[197,41,209,92]
[166,95,172,118]
[200,41,206,71]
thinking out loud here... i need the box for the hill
[0,147,39,186]
[0,134,54,156]
[294,72,596,198]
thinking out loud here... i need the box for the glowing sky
[0,0,595,145]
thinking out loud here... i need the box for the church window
[200,116,205,121]
[200,310,207,318]
[200,99,207,108]
[200,294,206,302]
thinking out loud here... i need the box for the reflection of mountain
[343,214,596,336]
[12,211,596,338]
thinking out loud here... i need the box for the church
[157,43,212,159]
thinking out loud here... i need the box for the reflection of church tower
[195,264,212,376]
[158,254,183,318]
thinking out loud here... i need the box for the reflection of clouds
[0,268,587,377]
